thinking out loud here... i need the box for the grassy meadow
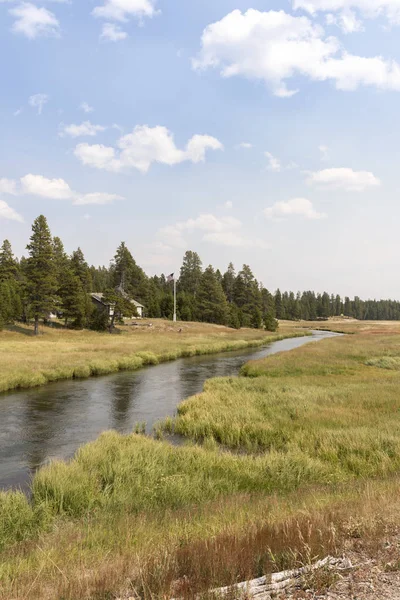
[0,319,302,393]
[2,320,400,598]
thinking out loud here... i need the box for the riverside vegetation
[2,214,400,338]
[0,320,303,393]
[2,321,400,598]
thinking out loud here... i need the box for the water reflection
[0,331,340,490]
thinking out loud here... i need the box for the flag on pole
[166,273,174,283]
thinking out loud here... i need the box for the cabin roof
[90,293,144,309]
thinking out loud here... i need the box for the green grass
[3,322,400,598]
[0,320,305,394]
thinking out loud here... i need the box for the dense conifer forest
[1,215,400,333]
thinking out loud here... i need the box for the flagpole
[173,277,177,323]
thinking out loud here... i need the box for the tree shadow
[6,324,35,337]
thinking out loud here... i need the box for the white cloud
[10,3,59,39]
[74,143,119,170]
[19,173,124,205]
[0,178,18,195]
[319,144,330,161]
[13,108,22,116]
[74,125,223,173]
[193,9,400,97]
[29,93,48,115]
[238,142,252,149]
[159,213,267,249]
[306,167,381,191]
[325,9,364,32]
[264,198,326,220]
[293,0,400,26]
[92,0,158,22]
[21,174,73,199]
[100,22,127,41]
[203,231,269,249]
[59,121,106,138]
[73,192,124,205]
[80,102,94,113]
[224,201,233,209]
[0,200,23,223]
[265,151,281,172]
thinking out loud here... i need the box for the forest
[1,214,400,334]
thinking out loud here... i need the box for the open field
[2,321,400,598]
[0,319,303,394]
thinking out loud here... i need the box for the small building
[90,293,145,319]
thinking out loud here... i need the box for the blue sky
[1,0,400,297]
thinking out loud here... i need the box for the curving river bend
[0,330,340,490]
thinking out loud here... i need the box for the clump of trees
[1,214,400,335]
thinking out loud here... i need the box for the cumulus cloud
[100,22,127,41]
[264,198,326,220]
[193,9,400,97]
[73,192,124,205]
[92,0,158,22]
[265,152,282,172]
[29,93,48,115]
[80,102,94,113]
[59,121,106,138]
[306,167,381,191]
[159,213,268,249]
[10,3,59,39]
[0,200,23,223]
[293,0,400,26]
[21,174,73,199]
[238,142,252,149]
[0,178,18,195]
[19,173,123,205]
[74,125,223,173]
[325,9,364,32]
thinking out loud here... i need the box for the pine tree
[194,266,229,324]
[0,240,18,280]
[71,248,92,292]
[59,270,88,327]
[274,289,284,319]
[222,262,236,303]
[26,215,57,335]
[102,288,137,332]
[179,251,203,296]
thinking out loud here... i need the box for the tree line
[1,215,399,334]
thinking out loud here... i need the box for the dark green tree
[26,215,57,335]
[179,251,203,296]
[194,266,229,324]
[71,248,92,293]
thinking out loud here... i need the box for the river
[0,330,340,490]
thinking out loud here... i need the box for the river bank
[2,322,400,599]
[0,320,307,394]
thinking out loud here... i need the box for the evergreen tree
[71,248,92,292]
[0,240,22,325]
[26,215,57,335]
[274,289,284,319]
[222,262,236,303]
[59,270,88,327]
[102,288,137,332]
[0,240,18,280]
[194,266,229,324]
[179,251,203,296]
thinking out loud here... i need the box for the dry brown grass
[0,319,300,393]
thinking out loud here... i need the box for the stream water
[0,330,340,490]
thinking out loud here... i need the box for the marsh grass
[0,320,303,394]
[3,322,400,598]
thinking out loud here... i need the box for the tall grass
[3,323,400,598]
[0,320,304,394]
